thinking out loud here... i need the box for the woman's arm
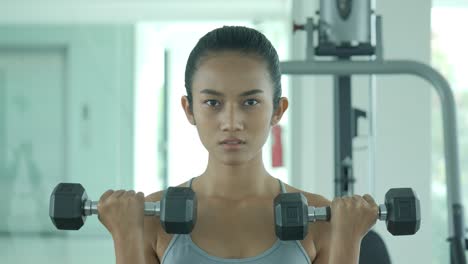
[313,230,362,264]
[113,231,146,264]
[98,190,161,264]
[311,195,378,264]
[328,234,361,264]
[111,211,160,264]
[143,192,164,264]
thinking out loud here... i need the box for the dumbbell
[274,188,421,240]
[49,183,197,234]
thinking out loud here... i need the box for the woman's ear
[271,97,289,126]
[181,95,196,125]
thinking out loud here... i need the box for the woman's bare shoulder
[145,180,190,202]
[139,190,165,263]
[281,182,333,257]
[144,180,191,230]
[281,182,331,207]
[143,180,190,261]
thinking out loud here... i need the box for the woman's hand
[97,189,145,241]
[330,194,379,242]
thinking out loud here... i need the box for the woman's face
[182,51,287,166]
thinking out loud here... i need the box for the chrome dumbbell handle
[307,204,387,222]
[307,206,331,222]
[378,204,387,221]
[83,200,161,216]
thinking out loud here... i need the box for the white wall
[289,1,432,263]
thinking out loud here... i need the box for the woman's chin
[216,155,249,166]
[221,159,245,166]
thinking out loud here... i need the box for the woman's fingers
[99,189,114,202]
[363,194,379,218]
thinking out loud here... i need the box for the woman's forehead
[192,52,273,95]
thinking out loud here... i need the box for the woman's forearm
[113,232,146,264]
[328,235,362,264]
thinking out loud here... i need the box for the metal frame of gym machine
[279,1,467,263]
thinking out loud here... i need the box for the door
[0,48,65,233]
[0,25,135,236]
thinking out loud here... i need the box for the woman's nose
[220,104,244,131]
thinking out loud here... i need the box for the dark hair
[184,26,282,112]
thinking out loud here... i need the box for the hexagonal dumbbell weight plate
[49,183,88,230]
[160,187,197,234]
[274,192,309,240]
[385,188,421,235]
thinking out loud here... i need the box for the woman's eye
[205,100,220,107]
[244,99,259,106]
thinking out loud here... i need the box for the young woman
[97,26,379,264]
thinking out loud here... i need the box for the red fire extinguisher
[272,125,283,167]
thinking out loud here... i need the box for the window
[431,6,468,263]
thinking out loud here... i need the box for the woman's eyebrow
[239,89,264,96]
[200,89,223,96]
[199,89,264,97]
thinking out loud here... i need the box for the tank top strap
[188,177,195,188]
[278,178,287,193]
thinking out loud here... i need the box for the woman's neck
[194,155,277,200]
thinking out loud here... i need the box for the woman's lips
[220,138,245,150]
[220,138,245,144]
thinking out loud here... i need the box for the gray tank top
[160,178,311,264]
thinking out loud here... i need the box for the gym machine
[279,1,467,263]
